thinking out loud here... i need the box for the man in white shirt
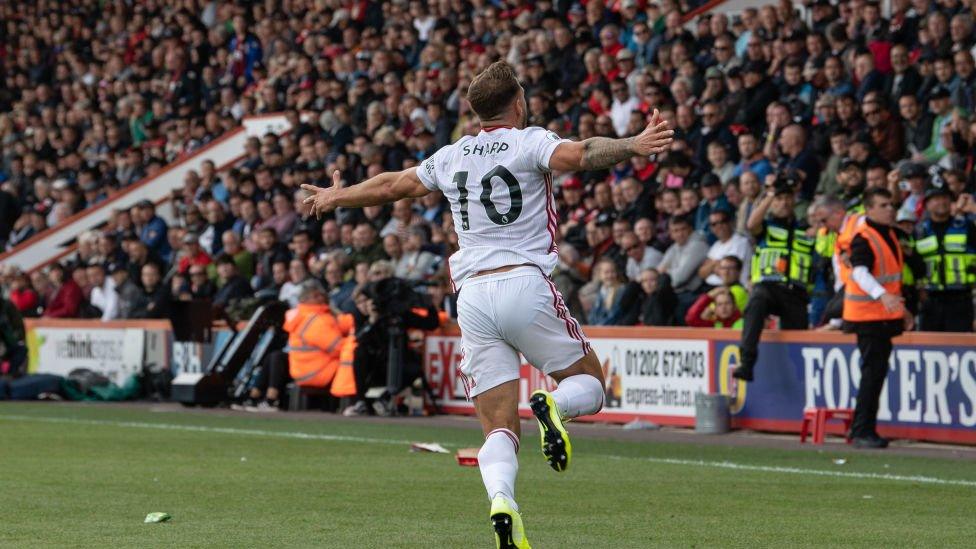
[610,77,639,137]
[698,210,752,287]
[620,231,662,281]
[86,263,118,321]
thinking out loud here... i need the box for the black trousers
[253,350,290,395]
[851,332,893,438]
[740,282,809,371]
[919,291,975,332]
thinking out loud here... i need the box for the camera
[771,170,801,194]
[362,277,427,320]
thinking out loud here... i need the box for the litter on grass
[144,512,171,523]
[410,442,449,454]
[622,419,660,430]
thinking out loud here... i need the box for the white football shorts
[456,266,591,398]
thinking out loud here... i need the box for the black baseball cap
[929,84,951,100]
[924,185,952,202]
[595,210,617,227]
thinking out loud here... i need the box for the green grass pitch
[2,402,976,548]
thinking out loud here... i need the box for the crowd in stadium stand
[1,0,976,341]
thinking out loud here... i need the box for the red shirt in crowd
[9,288,39,313]
[44,280,83,318]
[178,250,213,274]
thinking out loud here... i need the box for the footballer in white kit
[304,61,673,549]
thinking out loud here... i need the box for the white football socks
[479,428,519,508]
[551,374,605,418]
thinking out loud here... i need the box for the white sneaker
[245,400,280,413]
[343,400,369,417]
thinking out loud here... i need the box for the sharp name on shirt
[462,142,510,156]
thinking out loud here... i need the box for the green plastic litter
[144,512,171,523]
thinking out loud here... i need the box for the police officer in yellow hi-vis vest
[734,172,815,382]
[915,185,976,332]
[843,188,914,449]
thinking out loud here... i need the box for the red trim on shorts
[481,125,513,132]
[457,347,471,400]
[543,173,558,254]
[487,428,520,453]
[540,272,589,355]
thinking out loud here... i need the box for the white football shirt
[417,126,569,288]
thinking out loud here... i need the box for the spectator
[776,125,821,199]
[200,200,234,257]
[349,223,387,267]
[252,227,289,291]
[177,233,212,275]
[658,215,709,323]
[43,265,83,318]
[884,44,923,106]
[279,259,310,308]
[133,200,170,262]
[610,77,639,137]
[861,100,904,164]
[588,259,642,326]
[129,263,170,320]
[698,210,753,287]
[620,231,663,282]
[639,268,678,326]
[685,287,744,328]
[695,174,733,241]
[86,263,118,321]
[188,264,216,301]
[395,226,440,281]
[212,254,253,312]
[7,271,39,316]
[213,230,255,281]
[921,85,955,163]
[733,132,774,182]
[816,128,852,198]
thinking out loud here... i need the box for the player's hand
[632,109,673,157]
[904,311,915,331]
[880,292,905,314]
[301,170,345,220]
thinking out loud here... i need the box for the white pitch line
[0,414,420,446]
[601,455,976,488]
[3,413,975,488]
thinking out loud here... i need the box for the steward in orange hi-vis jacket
[283,281,344,388]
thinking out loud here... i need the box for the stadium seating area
[1,0,975,331]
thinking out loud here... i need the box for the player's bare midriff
[471,263,535,277]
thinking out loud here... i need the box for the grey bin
[695,393,730,434]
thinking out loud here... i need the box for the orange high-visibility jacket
[330,314,357,397]
[283,303,343,388]
[835,213,864,286]
[842,223,904,322]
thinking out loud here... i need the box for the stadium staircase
[0,114,291,273]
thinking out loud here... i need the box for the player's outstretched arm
[548,109,673,172]
[301,167,430,219]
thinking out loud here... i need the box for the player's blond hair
[466,61,521,121]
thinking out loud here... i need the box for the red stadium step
[800,408,854,445]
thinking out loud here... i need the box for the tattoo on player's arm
[580,137,636,170]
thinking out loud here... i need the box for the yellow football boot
[490,495,531,549]
[529,389,572,472]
